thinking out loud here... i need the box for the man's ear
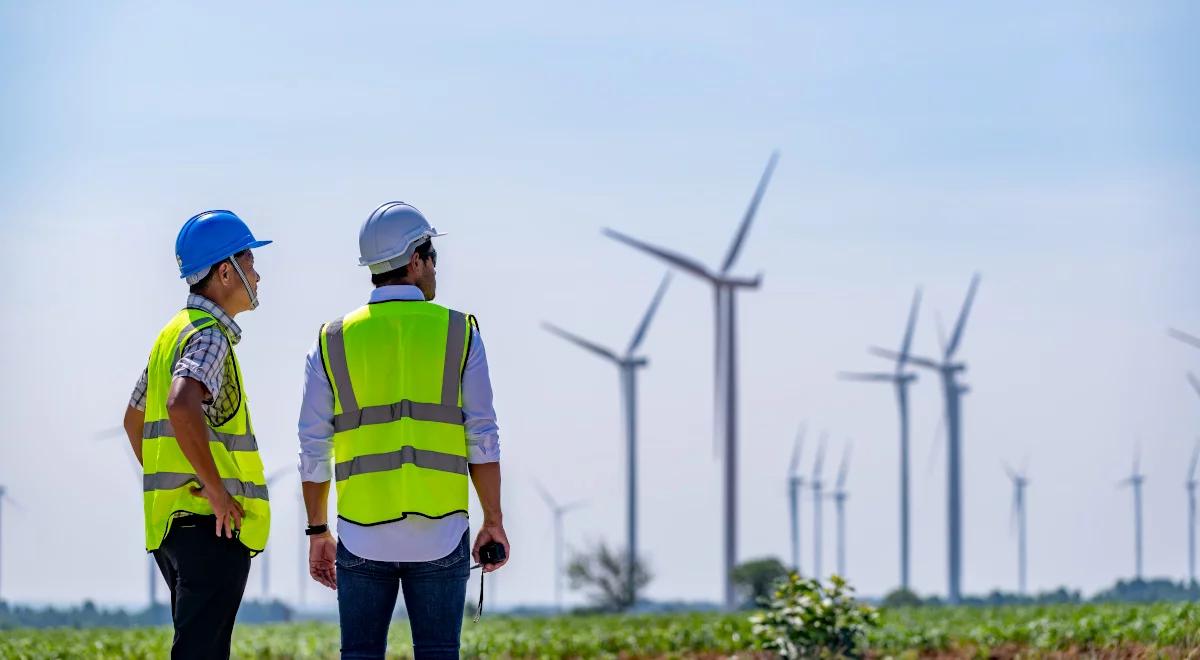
[409,250,423,274]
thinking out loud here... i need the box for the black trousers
[152,514,251,660]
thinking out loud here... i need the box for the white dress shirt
[297,285,500,561]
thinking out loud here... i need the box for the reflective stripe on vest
[143,420,258,453]
[143,472,271,501]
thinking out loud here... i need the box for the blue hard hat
[175,210,272,280]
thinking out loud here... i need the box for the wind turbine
[96,426,166,608]
[811,433,827,579]
[828,444,852,578]
[1187,373,1200,403]
[839,288,920,590]
[787,425,806,574]
[0,484,18,602]
[1186,441,1199,584]
[603,152,779,609]
[252,467,291,600]
[871,274,980,603]
[1118,450,1146,580]
[534,481,585,613]
[542,273,670,606]
[1004,461,1029,594]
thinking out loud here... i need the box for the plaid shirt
[129,295,243,423]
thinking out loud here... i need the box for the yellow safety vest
[141,308,270,553]
[320,300,472,525]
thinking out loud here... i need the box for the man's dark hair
[189,250,250,294]
[371,239,433,287]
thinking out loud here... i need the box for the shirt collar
[369,285,427,304]
[185,294,242,345]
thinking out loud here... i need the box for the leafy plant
[749,573,879,659]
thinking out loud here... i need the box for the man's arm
[123,405,145,466]
[298,334,337,589]
[468,462,509,571]
[461,319,509,571]
[166,376,244,538]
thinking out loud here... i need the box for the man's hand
[309,533,337,590]
[472,521,510,573]
[192,484,244,538]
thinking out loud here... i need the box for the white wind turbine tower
[604,152,779,609]
[534,481,585,613]
[839,288,920,590]
[1004,461,1029,594]
[96,426,166,608]
[787,425,806,574]
[1186,441,1199,585]
[252,467,291,600]
[811,433,828,579]
[828,444,852,578]
[542,273,670,606]
[1118,449,1146,580]
[0,484,18,602]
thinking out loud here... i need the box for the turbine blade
[94,426,126,440]
[603,228,718,282]
[925,416,945,478]
[836,443,852,489]
[542,322,620,363]
[561,500,588,514]
[626,273,672,356]
[838,371,896,382]
[1188,373,1200,401]
[1003,461,1016,481]
[870,346,940,371]
[898,288,922,369]
[789,424,806,476]
[812,432,828,480]
[935,311,948,357]
[1190,439,1200,481]
[533,479,557,510]
[720,151,779,274]
[945,273,981,358]
[265,466,291,486]
[1169,328,1200,350]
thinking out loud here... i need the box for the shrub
[749,574,879,658]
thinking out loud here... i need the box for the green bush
[749,574,879,658]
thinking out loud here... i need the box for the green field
[2,603,1198,658]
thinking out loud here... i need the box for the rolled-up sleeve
[297,335,335,482]
[463,318,500,464]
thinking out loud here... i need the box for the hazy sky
[1,1,1197,610]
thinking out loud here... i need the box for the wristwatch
[305,524,329,536]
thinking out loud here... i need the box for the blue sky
[0,1,1197,608]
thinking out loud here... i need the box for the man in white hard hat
[297,201,508,659]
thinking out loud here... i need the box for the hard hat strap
[226,255,259,310]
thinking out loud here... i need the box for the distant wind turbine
[1118,449,1146,580]
[1186,441,1199,584]
[787,425,806,574]
[0,484,18,602]
[839,288,920,589]
[811,433,828,578]
[829,443,852,578]
[96,426,165,608]
[534,481,586,613]
[542,273,670,606]
[1004,461,1030,594]
[872,274,980,603]
[603,152,779,609]
[253,467,291,600]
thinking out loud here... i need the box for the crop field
[1,603,1198,658]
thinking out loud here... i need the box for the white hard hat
[358,202,446,274]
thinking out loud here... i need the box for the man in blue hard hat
[122,210,273,660]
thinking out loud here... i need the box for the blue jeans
[336,531,471,659]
